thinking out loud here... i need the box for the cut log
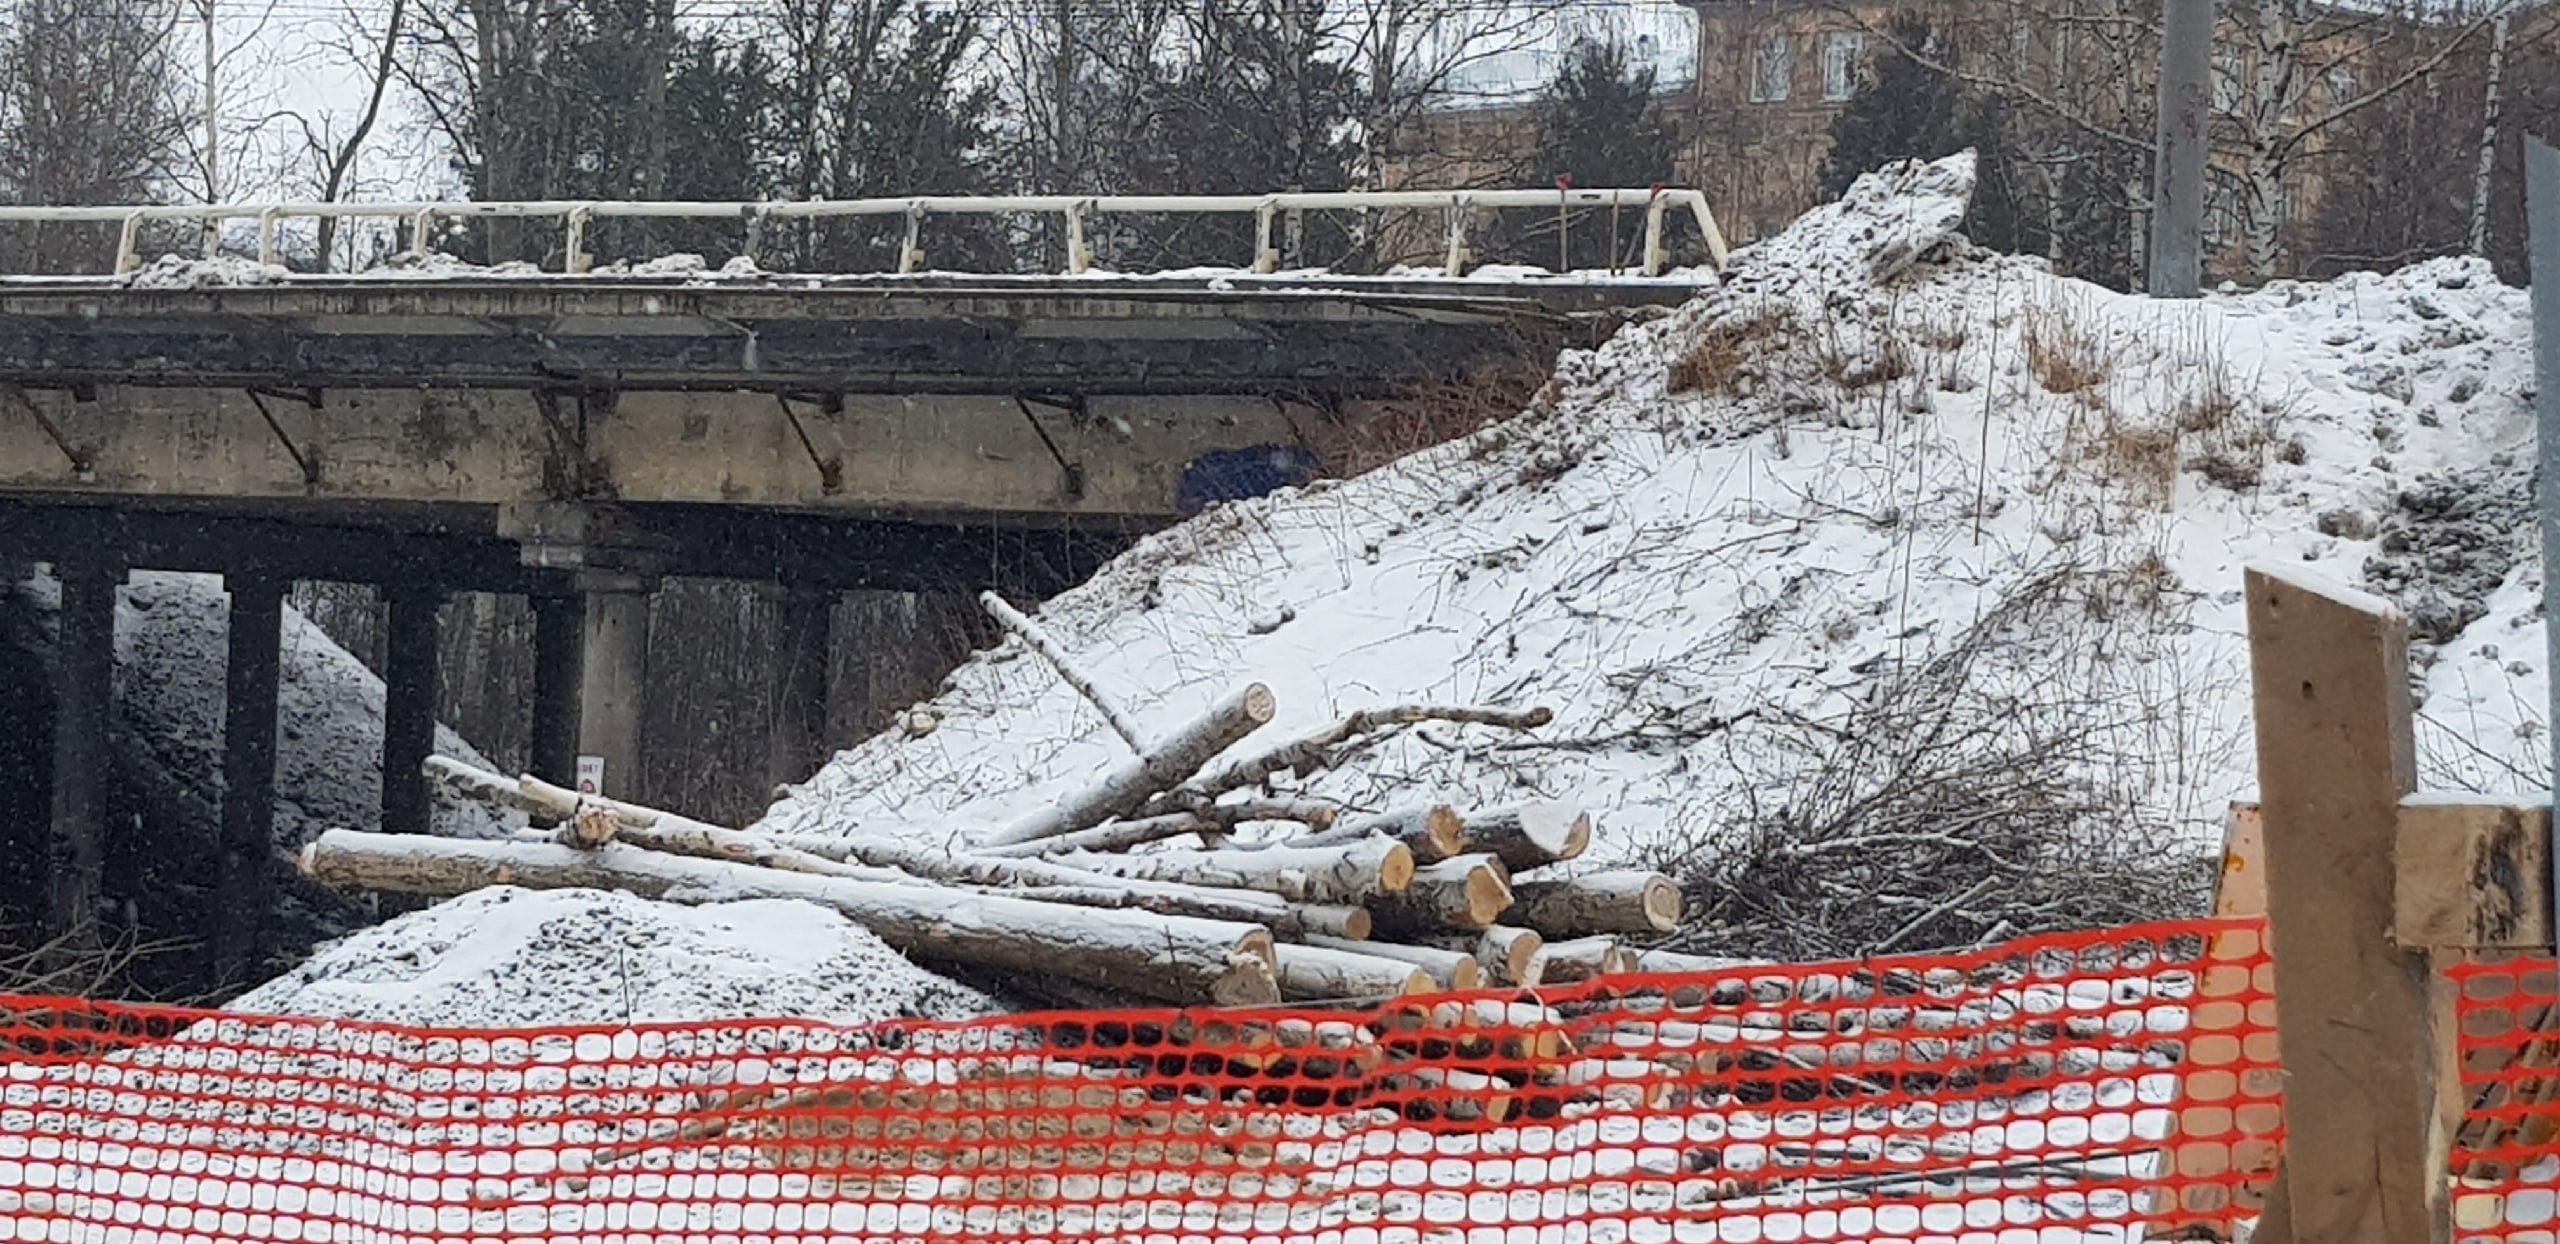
[424,755,552,821]
[557,806,620,849]
[1460,803,1590,872]
[1273,944,1437,1001]
[1428,925,1543,987]
[1305,935,1479,990]
[299,829,1280,1006]
[983,683,1277,847]
[843,838,1371,941]
[1529,936,1634,984]
[980,591,1147,753]
[1378,1066,1517,1126]
[1198,799,1340,832]
[1291,805,1466,862]
[1507,870,1683,936]
[1153,704,1554,809]
[1051,839,1413,905]
[1627,947,1761,975]
[977,812,1215,858]
[1365,854,1513,937]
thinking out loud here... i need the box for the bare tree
[0,0,189,271]
[285,0,409,267]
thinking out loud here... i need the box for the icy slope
[756,153,2540,903]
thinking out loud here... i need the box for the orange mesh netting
[0,920,2283,1242]
[2451,953,2560,1244]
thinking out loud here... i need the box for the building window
[1822,32,1864,101]
[2213,45,2245,115]
[1750,34,1792,103]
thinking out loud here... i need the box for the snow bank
[231,886,995,1027]
[756,152,2543,887]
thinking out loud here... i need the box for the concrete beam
[579,581,651,801]
[0,391,1305,521]
[218,573,283,973]
[381,588,442,833]
[49,562,118,945]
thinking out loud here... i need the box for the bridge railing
[0,188,1729,280]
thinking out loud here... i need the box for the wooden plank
[2394,798,2553,950]
[2215,802,2267,918]
[2243,566,2448,1244]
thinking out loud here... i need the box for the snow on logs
[1364,855,1515,938]
[299,829,1283,1006]
[1052,838,1414,905]
[983,683,1278,848]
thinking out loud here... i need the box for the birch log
[1157,704,1554,808]
[1528,936,1635,984]
[977,812,1215,857]
[1273,944,1437,1001]
[842,839,1371,940]
[981,591,1146,752]
[300,830,1281,1005]
[1051,839,1412,905]
[425,755,553,820]
[1306,935,1480,990]
[1628,948,1762,975]
[1291,805,1466,862]
[1366,854,1513,937]
[1460,804,1590,872]
[984,683,1277,847]
[1428,926,1543,987]
[1507,871,1683,936]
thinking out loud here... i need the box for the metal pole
[2525,138,2560,921]
[200,0,220,255]
[2150,0,2212,298]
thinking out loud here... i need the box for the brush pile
[298,592,1720,1011]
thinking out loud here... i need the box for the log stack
[312,602,1693,1014]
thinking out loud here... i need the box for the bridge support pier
[219,574,283,972]
[381,588,441,832]
[767,586,835,796]
[529,592,582,787]
[579,577,653,800]
[49,562,119,945]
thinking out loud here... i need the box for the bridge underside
[0,275,1690,965]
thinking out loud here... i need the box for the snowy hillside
[757,153,2544,949]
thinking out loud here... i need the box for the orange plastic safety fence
[0,920,2277,1243]
[2450,953,2560,1244]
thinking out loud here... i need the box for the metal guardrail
[0,188,1729,279]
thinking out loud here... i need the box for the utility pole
[198,0,220,253]
[2149,0,2212,297]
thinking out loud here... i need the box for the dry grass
[1303,360,1551,480]
[2023,296,2107,397]
[1667,303,1794,397]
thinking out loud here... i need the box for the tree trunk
[1459,803,1590,872]
[425,755,547,820]
[300,829,1281,1005]
[1292,804,1464,861]
[1052,839,1413,904]
[2472,10,2512,256]
[1507,870,1683,936]
[1272,943,1436,1000]
[983,683,1276,846]
[1429,925,1542,986]
[1366,854,1513,937]
[1305,935,1479,990]
[1529,935,1633,984]
[1155,704,1548,810]
[1628,947,1760,975]
[977,811,1214,857]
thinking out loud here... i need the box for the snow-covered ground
[756,153,2545,894]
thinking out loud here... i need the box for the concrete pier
[218,574,283,968]
[49,563,117,943]
[579,580,652,800]
[381,588,442,832]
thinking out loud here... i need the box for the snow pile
[119,253,293,288]
[756,153,2542,911]
[232,886,995,1027]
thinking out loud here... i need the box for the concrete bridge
[0,189,1725,964]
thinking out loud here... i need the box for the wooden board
[2394,798,2554,951]
[2242,567,2446,1244]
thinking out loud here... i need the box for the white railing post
[258,208,282,267]
[1642,191,1670,278]
[899,201,926,275]
[410,208,437,257]
[1443,193,1473,277]
[739,205,766,271]
[1065,200,1092,275]
[566,207,593,274]
[1254,199,1280,274]
[200,209,221,259]
[115,214,144,274]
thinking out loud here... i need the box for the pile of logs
[301,593,1715,1010]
